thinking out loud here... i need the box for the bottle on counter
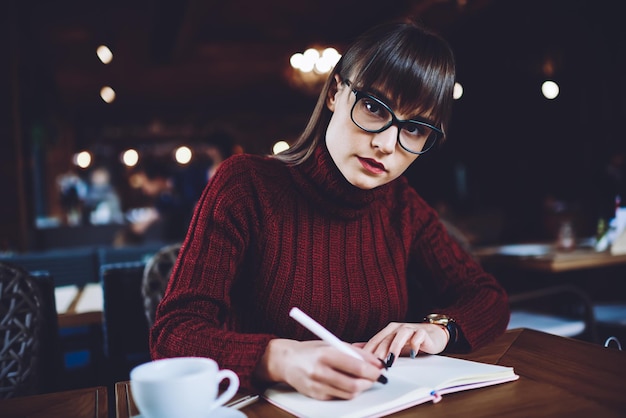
[556,220,575,251]
[595,218,610,252]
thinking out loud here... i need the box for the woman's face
[325,76,421,190]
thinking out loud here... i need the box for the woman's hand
[255,339,385,400]
[359,323,449,365]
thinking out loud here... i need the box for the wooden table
[0,386,108,418]
[474,244,626,273]
[114,329,626,417]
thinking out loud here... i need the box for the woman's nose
[371,125,398,154]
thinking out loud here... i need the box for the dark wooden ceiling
[14,0,494,114]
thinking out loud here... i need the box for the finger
[315,357,379,399]
[365,327,403,361]
[347,345,388,371]
[320,370,377,400]
[409,328,429,356]
[386,326,417,363]
[418,325,448,354]
[326,351,383,380]
[371,333,395,363]
[361,323,401,353]
[302,369,360,400]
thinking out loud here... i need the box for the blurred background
[1,0,625,251]
[1,0,625,403]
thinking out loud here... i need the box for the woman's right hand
[255,338,385,400]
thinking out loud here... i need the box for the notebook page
[264,354,517,418]
[265,376,431,418]
[389,355,516,390]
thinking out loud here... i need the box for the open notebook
[264,354,518,418]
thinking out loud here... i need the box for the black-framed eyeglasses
[346,82,443,155]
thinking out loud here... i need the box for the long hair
[274,19,456,165]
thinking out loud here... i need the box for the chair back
[141,243,181,328]
[0,262,61,399]
[100,262,150,384]
[508,284,597,342]
[0,248,98,287]
[97,242,166,266]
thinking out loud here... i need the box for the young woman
[150,19,509,401]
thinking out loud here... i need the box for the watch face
[425,314,452,325]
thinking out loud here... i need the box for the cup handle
[212,369,240,409]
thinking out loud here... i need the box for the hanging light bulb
[96,45,113,64]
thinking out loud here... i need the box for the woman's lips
[358,157,386,174]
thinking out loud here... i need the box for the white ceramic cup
[130,357,239,418]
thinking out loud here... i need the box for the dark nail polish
[386,352,395,368]
[410,349,417,359]
[378,358,388,370]
[377,374,388,384]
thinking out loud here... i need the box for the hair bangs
[275,20,456,164]
[346,25,455,128]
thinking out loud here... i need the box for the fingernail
[410,349,417,359]
[378,358,388,370]
[377,374,388,384]
[386,352,395,368]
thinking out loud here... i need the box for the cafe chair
[141,243,181,328]
[0,262,62,399]
[593,302,626,350]
[96,241,167,266]
[507,284,597,343]
[100,262,151,385]
[0,248,98,288]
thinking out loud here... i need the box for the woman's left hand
[358,323,449,364]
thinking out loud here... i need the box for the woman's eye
[364,100,382,115]
[404,124,425,137]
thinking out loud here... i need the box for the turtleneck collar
[289,142,389,219]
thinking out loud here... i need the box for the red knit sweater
[150,144,509,391]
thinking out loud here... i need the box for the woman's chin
[348,176,384,190]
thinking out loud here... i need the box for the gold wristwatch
[423,314,459,349]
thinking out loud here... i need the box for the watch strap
[423,314,459,350]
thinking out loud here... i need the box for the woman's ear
[326,74,342,112]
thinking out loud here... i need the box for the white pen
[289,307,388,384]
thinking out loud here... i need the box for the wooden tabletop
[0,386,108,418]
[474,245,626,273]
[58,310,103,328]
[114,329,626,417]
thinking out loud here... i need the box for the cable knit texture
[150,144,509,391]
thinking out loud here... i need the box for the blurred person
[57,171,87,226]
[123,160,194,244]
[83,166,124,225]
[151,20,509,400]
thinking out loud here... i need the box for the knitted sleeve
[149,155,276,391]
[407,193,510,352]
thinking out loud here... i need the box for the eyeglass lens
[352,95,438,154]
